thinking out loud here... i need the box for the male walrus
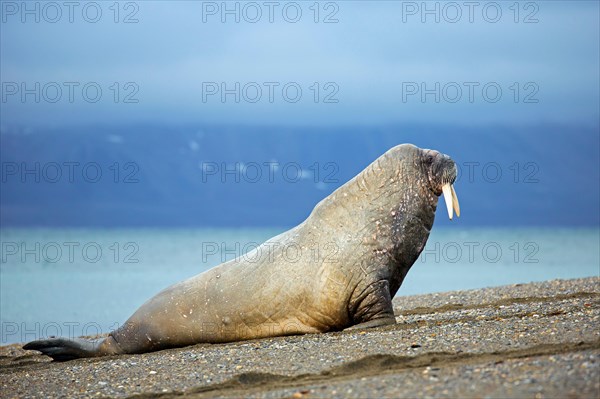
[24,144,460,361]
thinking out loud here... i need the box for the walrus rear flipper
[23,338,106,361]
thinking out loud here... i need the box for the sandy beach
[1,277,598,399]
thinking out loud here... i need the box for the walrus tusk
[451,184,460,218]
[442,183,460,220]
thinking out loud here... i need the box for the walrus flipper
[344,317,396,331]
[23,338,102,361]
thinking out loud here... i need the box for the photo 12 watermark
[1,82,140,104]
[401,82,539,104]
[199,161,339,184]
[400,1,539,24]
[201,1,339,23]
[1,162,140,183]
[201,240,340,264]
[201,81,339,104]
[1,321,121,344]
[455,161,540,184]
[1,241,140,264]
[1,1,140,24]
[420,241,540,264]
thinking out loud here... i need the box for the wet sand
[1,277,598,398]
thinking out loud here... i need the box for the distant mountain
[1,124,598,227]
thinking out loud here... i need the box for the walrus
[23,144,460,361]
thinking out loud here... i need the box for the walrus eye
[425,154,434,165]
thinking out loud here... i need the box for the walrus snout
[423,149,460,220]
[440,156,457,185]
[423,150,455,183]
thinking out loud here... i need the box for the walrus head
[422,148,460,220]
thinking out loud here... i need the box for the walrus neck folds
[368,151,438,296]
[309,147,438,297]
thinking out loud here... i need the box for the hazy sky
[1,1,598,128]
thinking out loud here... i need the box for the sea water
[1,227,598,345]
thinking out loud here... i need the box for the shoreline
[1,277,598,398]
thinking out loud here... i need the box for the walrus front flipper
[23,338,107,361]
[344,317,396,331]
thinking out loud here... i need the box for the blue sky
[1,1,599,128]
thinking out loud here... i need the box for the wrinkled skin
[24,144,458,361]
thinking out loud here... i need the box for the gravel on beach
[1,277,598,399]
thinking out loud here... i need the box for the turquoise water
[1,227,598,345]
